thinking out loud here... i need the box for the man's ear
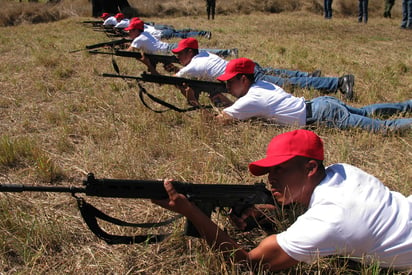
[305,160,319,177]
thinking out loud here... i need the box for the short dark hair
[236,73,255,83]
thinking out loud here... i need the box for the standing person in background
[401,0,412,28]
[358,0,369,23]
[206,0,216,20]
[384,0,395,18]
[324,0,333,19]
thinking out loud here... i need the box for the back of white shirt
[176,51,228,81]
[144,25,163,40]
[277,163,412,270]
[223,81,307,125]
[115,19,129,29]
[103,16,117,26]
[131,32,170,54]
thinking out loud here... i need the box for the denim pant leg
[401,0,412,27]
[364,0,369,22]
[358,0,368,22]
[199,49,231,58]
[160,29,175,39]
[262,67,310,77]
[324,0,333,18]
[258,75,338,92]
[358,0,363,21]
[346,99,412,117]
[311,97,412,132]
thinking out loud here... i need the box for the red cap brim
[248,155,295,176]
[216,72,238,81]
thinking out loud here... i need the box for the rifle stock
[85,38,132,50]
[69,38,132,53]
[102,72,227,96]
[0,173,275,242]
[89,50,179,65]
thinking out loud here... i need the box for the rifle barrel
[0,184,86,193]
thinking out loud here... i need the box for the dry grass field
[0,0,411,274]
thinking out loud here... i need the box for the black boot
[338,75,355,100]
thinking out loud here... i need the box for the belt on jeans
[305,101,315,125]
[305,101,312,118]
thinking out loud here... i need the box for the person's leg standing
[358,0,364,22]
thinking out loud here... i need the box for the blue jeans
[261,67,311,78]
[159,29,208,39]
[401,0,412,28]
[324,0,333,18]
[254,63,338,93]
[358,0,368,23]
[308,96,412,132]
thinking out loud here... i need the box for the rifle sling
[76,197,182,245]
[137,83,213,113]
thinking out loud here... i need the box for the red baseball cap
[115,13,125,20]
[171,38,199,53]
[125,19,144,31]
[217,57,255,81]
[100,12,110,19]
[248,129,324,176]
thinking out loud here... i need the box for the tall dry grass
[0,0,411,274]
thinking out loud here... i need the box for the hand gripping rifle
[0,173,276,245]
[88,49,179,66]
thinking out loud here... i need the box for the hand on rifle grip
[164,63,179,73]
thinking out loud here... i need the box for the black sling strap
[75,196,182,245]
[137,83,214,113]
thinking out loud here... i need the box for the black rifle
[89,50,179,65]
[0,173,275,244]
[92,27,128,36]
[82,20,103,24]
[103,72,227,97]
[81,20,103,27]
[69,38,132,53]
[85,38,131,50]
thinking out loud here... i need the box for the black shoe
[204,31,212,39]
[230,48,239,58]
[310,70,322,77]
[338,75,355,100]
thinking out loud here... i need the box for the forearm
[184,203,249,262]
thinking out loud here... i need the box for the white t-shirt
[223,81,307,126]
[114,19,129,29]
[176,51,228,81]
[131,32,170,54]
[143,24,163,40]
[277,163,412,270]
[103,16,117,26]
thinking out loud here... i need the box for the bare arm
[214,111,237,125]
[152,179,299,271]
[126,47,159,74]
